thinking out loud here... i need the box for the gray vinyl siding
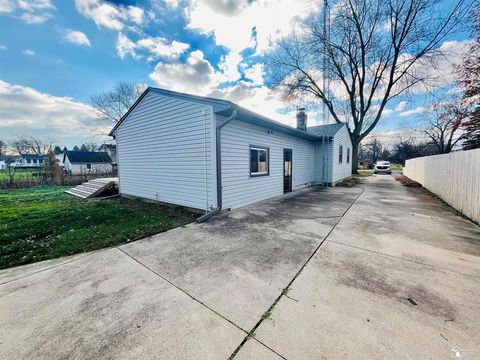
[219,116,314,209]
[332,126,353,182]
[114,91,216,211]
[313,140,333,183]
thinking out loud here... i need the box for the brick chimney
[296,108,307,131]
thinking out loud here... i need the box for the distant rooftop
[20,154,45,159]
[307,123,345,137]
[65,151,112,164]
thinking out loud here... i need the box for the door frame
[283,148,293,193]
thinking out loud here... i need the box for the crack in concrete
[115,247,291,359]
[115,247,249,333]
[227,186,366,359]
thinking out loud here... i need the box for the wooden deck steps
[65,178,118,199]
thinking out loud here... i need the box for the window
[250,146,269,176]
[339,145,343,164]
[39,159,43,164]
[86,163,92,170]
[33,159,37,164]
[347,148,350,164]
[27,159,31,164]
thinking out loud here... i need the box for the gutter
[196,109,237,223]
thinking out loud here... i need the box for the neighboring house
[109,87,352,214]
[0,159,5,170]
[62,150,112,175]
[98,144,117,168]
[16,154,45,168]
[54,147,65,167]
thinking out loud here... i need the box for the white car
[374,161,392,174]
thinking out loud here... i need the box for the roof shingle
[65,151,112,164]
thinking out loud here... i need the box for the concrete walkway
[0,176,479,359]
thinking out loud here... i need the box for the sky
[0,0,472,148]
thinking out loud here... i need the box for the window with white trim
[250,146,269,176]
[86,163,92,170]
[339,145,343,164]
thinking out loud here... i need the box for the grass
[0,169,37,181]
[0,186,197,269]
[353,170,373,177]
[335,177,361,187]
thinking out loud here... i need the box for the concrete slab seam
[0,253,93,286]
[115,246,249,335]
[227,186,366,359]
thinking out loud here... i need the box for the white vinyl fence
[404,149,480,224]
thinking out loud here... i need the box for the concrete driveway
[1,176,479,359]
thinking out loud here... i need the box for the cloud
[209,82,303,127]
[163,0,180,8]
[0,0,15,13]
[64,30,91,47]
[185,0,317,54]
[394,101,408,112]
[365,130,428,149]
[244,63,264,86]
[0,80,104,146]
[0,0,55,23]
[399,106,428,117]
[75,0,144,31]
[0,44,7,50]
[116,33,189,61]
[22,48,35,55]
[149,50,220,94]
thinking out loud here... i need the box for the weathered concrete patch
[0,251,92,285]
[0,248,245,360]
[253,241,480,360]
[328,176,480,276]
[120,223,322,331]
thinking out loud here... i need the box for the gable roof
[20,154,45,160]
[99,144,116,151]
[64,150,112,164]
[307,123,346,137]
[109,87,322,141]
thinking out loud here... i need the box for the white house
[98,144,117,169]
[15,154,46,168]
[0,159,5,170]
[54,148,65,167]
[109,87,352,218]
[62,150,113,175]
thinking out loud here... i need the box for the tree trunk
[351,138,360,174]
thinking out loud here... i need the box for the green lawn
[0,169,37,181]
[0,187,197,269]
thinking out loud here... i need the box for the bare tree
[4,155,18,186]
[0,140,7,157]
[366,138,384,163]
[422,100,466,154]
[90,81,146,123]
[269,0,472,172]
[390,137,436,164]
[13,135,53,155]
[458,5,480,150]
